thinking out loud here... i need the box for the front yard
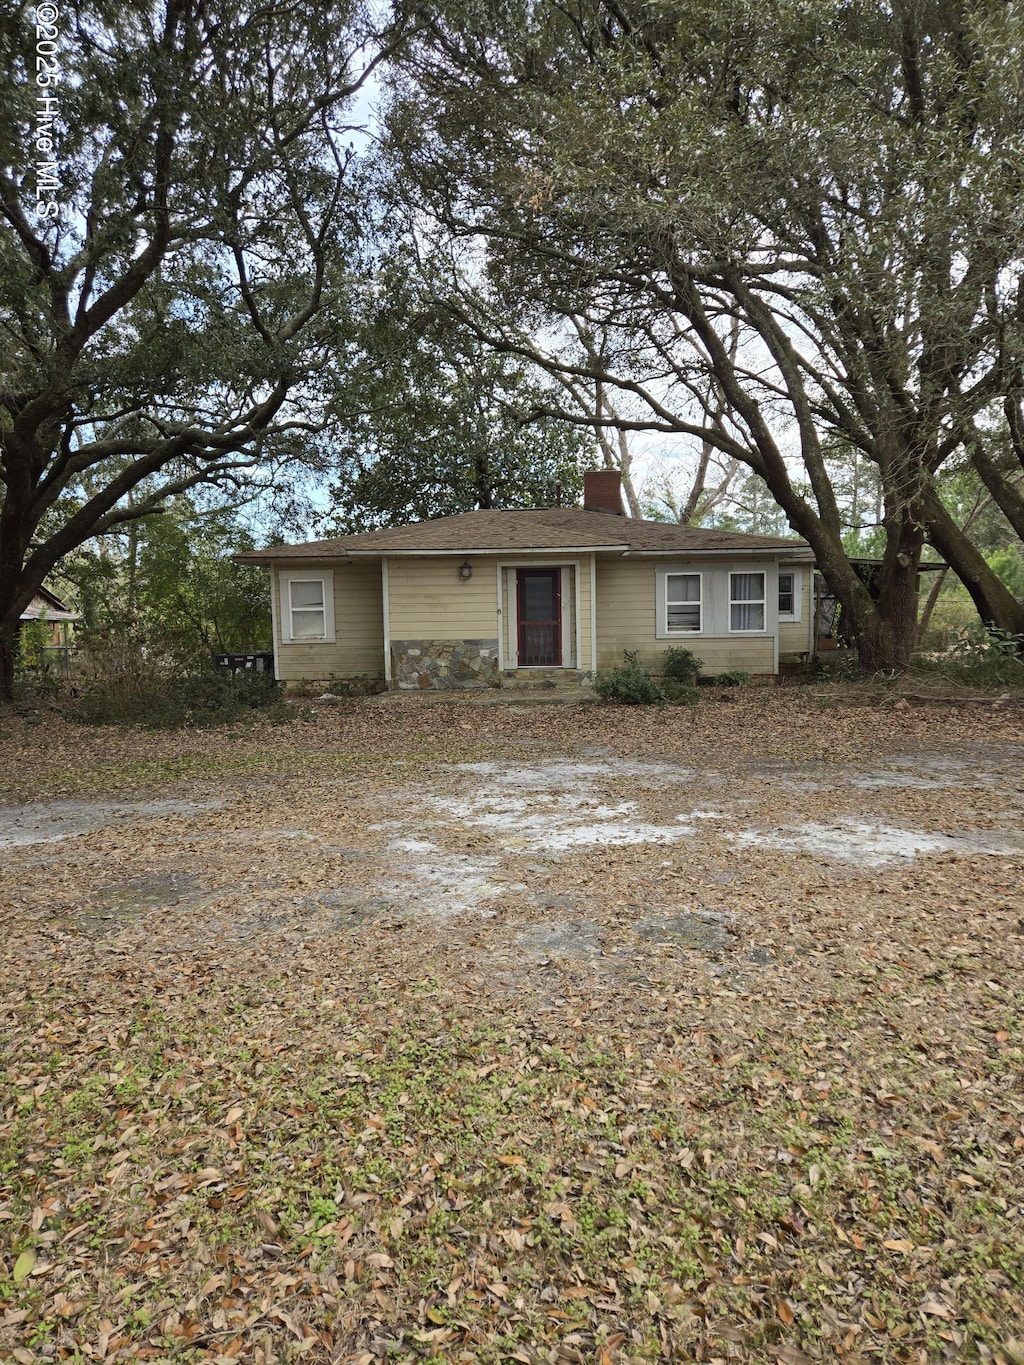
[1,692,1023,1363]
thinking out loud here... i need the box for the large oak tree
[0,0,411,698]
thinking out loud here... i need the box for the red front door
[517,569,562,666]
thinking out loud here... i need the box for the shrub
[661,677,699,705]
[809,650,862,681]
[662,647,703,686]
[917,597,980,652]
[913,626,1024,689]
[15,619,52,674]
[67,661,285,729]
[12,662,65,706]
[325,674,383,697]
[594,651,664,705]
[715,669,750,687]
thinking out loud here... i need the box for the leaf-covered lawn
[1,693,1023,1363]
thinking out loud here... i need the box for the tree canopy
[316,257,589,532]
[387,0,1024,667]
[5,0,1024,685]
[63,497,271,658]
[0,0,410,697]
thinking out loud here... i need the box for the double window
[660,566,771,635]
[281,571,335,642]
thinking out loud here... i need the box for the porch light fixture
[459,560,473,581]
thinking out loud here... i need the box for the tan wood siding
[662,636,776,674]
[579,556,594,671]
[595,557,778,675]
[779,621,809,655]
[274,561,384,681]
[502,568,514,662]
[270,552,804,682]
[388,556,500,640]
[597,634,776,675]
[596,559,658,665]
[560,565,575,666]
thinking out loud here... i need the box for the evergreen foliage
[0,0,411,699]
[594,651,664,705]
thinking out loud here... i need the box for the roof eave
[344,544,629,556]
[236,543,814,562]
[622,546,815,558]
[232,551,352,565]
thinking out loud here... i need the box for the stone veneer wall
[390,639,500,690]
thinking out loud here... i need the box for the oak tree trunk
[0,620,16,705]
[855,519,926,672]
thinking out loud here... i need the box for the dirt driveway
[3,692,1022,1005]
[1,692,1023,1363]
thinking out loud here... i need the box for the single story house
[237,472,816,689]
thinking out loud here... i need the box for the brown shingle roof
[20,586,81,622]
[236,508,812,562]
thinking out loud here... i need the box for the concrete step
[500,669,592,691]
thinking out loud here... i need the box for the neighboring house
[18,586,81,676]
[19,585,80,641]
[237,472,816,689]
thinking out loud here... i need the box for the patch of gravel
[636,908,737,955]
[732,818,1024,866]
[517,918,605,963]
[0,797,224,848]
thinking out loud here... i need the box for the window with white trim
[665,572,702,633]
[281,572,335,642]
[778,569,800,621]
[730,572,765,631]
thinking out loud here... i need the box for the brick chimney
[583,469,625,515]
